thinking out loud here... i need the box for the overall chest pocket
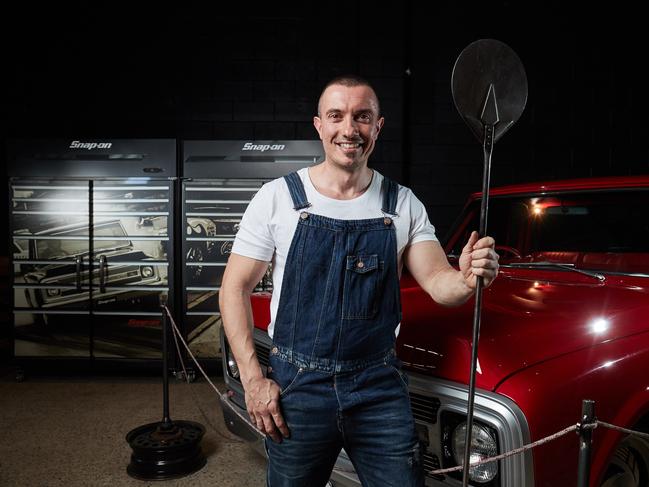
[342,254,382,319]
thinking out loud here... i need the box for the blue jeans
[265,352,424,487]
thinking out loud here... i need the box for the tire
[601,432,649,487]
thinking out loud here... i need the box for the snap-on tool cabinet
[9,139,177,368]
[180,140,323,359]
[8,138,323,371]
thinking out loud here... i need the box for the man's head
[314,75,384,171]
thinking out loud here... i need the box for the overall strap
[283,171,311,210]
[381,176,399,216]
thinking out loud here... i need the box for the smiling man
[219,75,500,487]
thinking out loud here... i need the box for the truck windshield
[448,189,649,274]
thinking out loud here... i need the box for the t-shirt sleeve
[231,183,276,262]
[407,189,438,245]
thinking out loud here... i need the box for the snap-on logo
[242,142,285,152]
[69,140,113,150]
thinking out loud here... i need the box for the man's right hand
[219,253,289,442]
[244,376,290,443]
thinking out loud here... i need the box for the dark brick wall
[2,2,648,362]
[3,2,648,243]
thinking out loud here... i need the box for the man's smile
[335,141,363,153]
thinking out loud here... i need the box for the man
[219,75,499,487]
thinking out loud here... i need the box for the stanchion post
[160,298,172,428]
[577,399,595,487]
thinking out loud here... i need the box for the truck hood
[397,268,649,391]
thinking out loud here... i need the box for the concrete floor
[0,367,266,487]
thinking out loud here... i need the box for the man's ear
[374,116,385,139]
[313,116,323,139]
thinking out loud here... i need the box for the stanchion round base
[126,420,206,480]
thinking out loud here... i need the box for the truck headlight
[223,341,241,380]
[140,266,155,278]
[46,288,61,297]
[227,357,240,379]
[451,422,498,483]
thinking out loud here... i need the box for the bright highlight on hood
[590,318,609,334]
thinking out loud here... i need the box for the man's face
[313,84,384,171]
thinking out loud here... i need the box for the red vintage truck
[219,175,649,487]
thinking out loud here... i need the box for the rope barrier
[427,420,648,476]
[597,420,649,440]
[163,306,264,434]
[161,306,649,476]
[167,309,244,443]
[427,424,580,475]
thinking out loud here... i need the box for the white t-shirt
[231,167,437,338]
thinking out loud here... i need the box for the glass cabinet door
[11,180,91,358]
[182,179,267,358]
[90,180,172,359]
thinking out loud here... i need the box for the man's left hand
[459,231,499,289]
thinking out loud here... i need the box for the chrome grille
[255,342,270,367]
[410,391,441,424]
[422,451,444,480]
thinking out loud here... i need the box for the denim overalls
[266,171,423,487]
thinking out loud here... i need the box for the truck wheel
[601,434,649,487]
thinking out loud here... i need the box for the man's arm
[219,253,289,442]
[403,231,499,306]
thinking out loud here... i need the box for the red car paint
[249,175,649,486]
